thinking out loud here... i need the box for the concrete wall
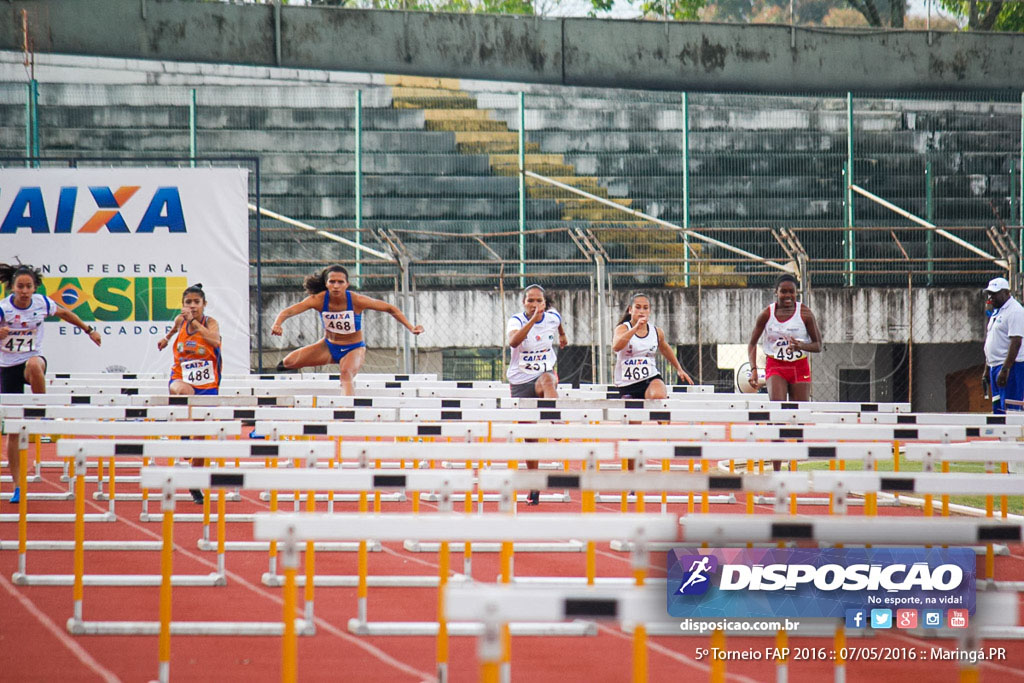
[4,0,1023,94]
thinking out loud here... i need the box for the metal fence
[1,77,1021,410]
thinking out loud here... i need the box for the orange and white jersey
[170,316,221,390]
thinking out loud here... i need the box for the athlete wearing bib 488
[0,263,102,505]
[612,293,693,399]
[157,283,221,504]
[272,265,423,395]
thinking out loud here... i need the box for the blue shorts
[167,380,219,396]
[988,363,1024,414]
[325,339,365,363]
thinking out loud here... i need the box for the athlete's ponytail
[182,283,206,302]
[304,265,349,295]
[0,262,42,289]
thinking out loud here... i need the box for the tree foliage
[937,0,1024,30]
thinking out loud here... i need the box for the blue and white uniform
[321,290,365,362]
[0,293,55,368]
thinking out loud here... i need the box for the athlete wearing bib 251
[170,315,222,395]
[507,308,561,395]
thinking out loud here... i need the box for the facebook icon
[845,609,867,629]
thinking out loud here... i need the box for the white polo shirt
[985,296,1024,367]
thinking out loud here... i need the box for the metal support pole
[925,160,934,286]
[845,92,855,287]
[23,81,31,166]
[189,89,197,168]
[400,257,411,373]
[31,79,39,162]
[255,158,264,372]
[355,90,363,289]
[518,91,526,290]
[681,92,691,287]
[595,255,608,384]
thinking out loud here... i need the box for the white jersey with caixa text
[506,309,561,385]
[614,324,661,387]
[0,293,57,368]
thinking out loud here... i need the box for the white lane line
[0,572,122,683]
[36,470,437,683]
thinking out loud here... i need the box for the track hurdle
[732,424,1022,442]
[254,512,678,683]
[445,584,666,683]
[141,466,476,633]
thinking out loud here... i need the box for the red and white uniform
[762,302,811,383]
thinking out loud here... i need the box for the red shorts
[765,356,811,384]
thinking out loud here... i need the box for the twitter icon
[871,609,892,629]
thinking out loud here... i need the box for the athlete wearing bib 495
[272,265,423,396]
[612,293,692,400]
[0,263,102,505]
[747,274,822,401]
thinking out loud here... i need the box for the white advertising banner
[0,168,250,375]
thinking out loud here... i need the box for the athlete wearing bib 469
[612,293,692,400]
[0,263,102,506]
[272,265,423,396]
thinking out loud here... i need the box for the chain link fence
[1,76,1020,410]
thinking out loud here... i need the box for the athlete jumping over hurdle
[157,282,221,504]
[0,263,102,505]
[271,265,423,395]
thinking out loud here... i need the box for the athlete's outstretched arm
[353,293,423,334]
[747,308,770,386]
[657,327,693,384]
[790,306,823,353]
[53,304,102,347]
[157,314,184,350]
[271,294,320,336]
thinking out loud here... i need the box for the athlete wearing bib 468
[272,265,423,395]
[747,273,822,401]
[0,263,102,505]
[612,293,693,399]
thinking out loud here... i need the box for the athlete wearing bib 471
[747,274,822,401]
[612,293,692,399]
[0,263,102,505]
[272,265,423,395]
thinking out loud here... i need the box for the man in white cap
[983,277,1024,413]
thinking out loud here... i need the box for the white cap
[984,277,1011,293]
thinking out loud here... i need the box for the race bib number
[772,338,805,362]
[182,359,215,386]
[521,349,553,373]
[323,311,356,335]
[622,357,657,382]
[1,328,38,354]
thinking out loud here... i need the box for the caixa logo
[0,186,186,233]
